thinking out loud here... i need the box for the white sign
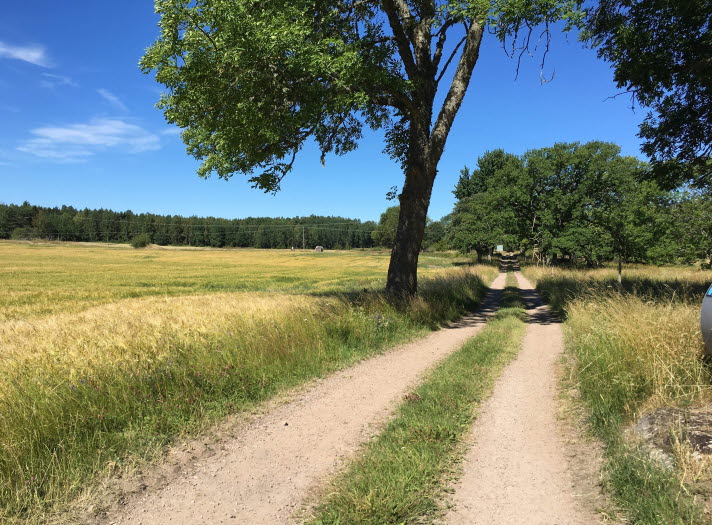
[496,245,504,252]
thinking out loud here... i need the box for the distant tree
[0,202,378,250]
[449,149,523,258]
[448,194,507,261]
[372,206,401,248]
[579,155,668,283]
[130,233,152,248]
[453,149,518,200]
[141,0,582,295]
[10,227,38,241]
[672,192,712,267]
[423,215,450,251]
[447,142,674,270]
[585,0,712,188]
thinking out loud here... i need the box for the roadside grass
[523,266,712,523]
[0,248,497,523]
[523,265,711,318]
[309,285,527,524]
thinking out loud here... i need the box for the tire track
[105,273,506,525]
[443,271,598,525]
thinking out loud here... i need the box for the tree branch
[435,36,466,85]
[187,11,220,54]
[380,0,418,80]
[432,20,455,68]
[430,19,485,160]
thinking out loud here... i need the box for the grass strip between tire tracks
[309,275,527,524]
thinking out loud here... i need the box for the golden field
[0,241,469,321]
[0,240,496,522]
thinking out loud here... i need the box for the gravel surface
[105,273,506,525]
[443,272,599,525]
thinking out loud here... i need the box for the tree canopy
[444,141,685,274]
[585,0,712,188]
[141,0,582,294]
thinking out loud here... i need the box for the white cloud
[97,88,128,112]
[0,41,51,67]
[17,118,161,162]
[40,73,77,89]
[161,127,181,136]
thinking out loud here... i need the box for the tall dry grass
[0,260,496,523]
[523,265,711,522]
[565,296,709,428]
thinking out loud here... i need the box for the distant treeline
[0,202,378,249]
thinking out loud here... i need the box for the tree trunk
[382,15,484,296]
[386,155,436,296]
[617,254,623,288]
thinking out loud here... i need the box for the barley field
[0,241,469,321]
[0,241,496,523]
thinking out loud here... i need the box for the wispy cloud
[18,118,161,162]
[40,73,77,89]
[97,88,128,112]
[0,41,51,67]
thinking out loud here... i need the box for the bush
[129,233,151,248]
[10,227,38,240]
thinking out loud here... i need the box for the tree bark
[617,254,623,288]
[384,16,485,296]
[386,150,436,295]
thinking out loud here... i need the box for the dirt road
[443,272,598,524]
[105,273,506,525]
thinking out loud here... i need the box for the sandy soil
[443,272,600,525]
[104,273,506,525]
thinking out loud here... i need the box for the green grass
[523,266,710,523]
[0,243,498,524]
[309,305,527,524]
[493,271,528,321]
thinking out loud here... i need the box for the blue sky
[0,1,646,222]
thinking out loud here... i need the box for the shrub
[10,227,38,240]
[129,233,151,248]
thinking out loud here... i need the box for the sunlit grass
[523,265,711,523]
[0,241,471,321]
[0,241,497,523]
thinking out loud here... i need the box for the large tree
[141,0,581,295]
[446,141,673,269]
[580,155,668,283]
[585,0,712,189]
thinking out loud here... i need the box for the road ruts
[105,272,507,525]
[443,271,599,525]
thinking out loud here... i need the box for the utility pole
[302,225,305,250]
